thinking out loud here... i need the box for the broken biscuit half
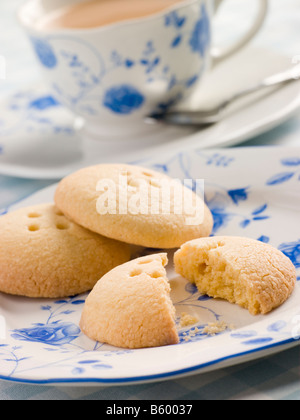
[80,236,297,349]
[174,236,297,316]
[80,253,179,349]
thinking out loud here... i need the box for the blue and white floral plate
[0,146,299,385]
[0,48,300,180]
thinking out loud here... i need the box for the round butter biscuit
[0,204,131,298]
[54,163,213,248]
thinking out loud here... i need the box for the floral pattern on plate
[0,146,299,384]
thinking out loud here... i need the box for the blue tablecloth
[0,0,299,400]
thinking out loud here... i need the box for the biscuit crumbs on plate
[180,312,199,328]
[182,321,235,342]
[182,327,201,342]
[202,321,235,336]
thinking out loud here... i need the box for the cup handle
[211,0,269,67]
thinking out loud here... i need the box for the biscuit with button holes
[0,203,131,298]
[54,163,213,249]
[80,253,179,349]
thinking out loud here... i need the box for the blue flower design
[205,184,269,234]
[185,74,200,88]
[164,11,186,29]
[196,152,235,167]
[281,157,300,166]
[171,35,182,48]
[205,191,234,234]
[103,84,145,114]
[140,56,161,74]
[227,187,249,205]
[185,282,198,295]
[278,240,300,269]
[11,322,81,346]
[242,337,273,346]
[29,96,60,111]
[240,204,270,228]
[189,5,211,57]
[31,38,57,69]
[258,235,270,244]
[267,321,287,332]
[266,172,295,186]
[210,208,233,234]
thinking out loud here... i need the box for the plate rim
[0,338,298,386]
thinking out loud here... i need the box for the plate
[0,47,300,180]
[0,145,299,385]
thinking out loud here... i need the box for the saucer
[0,47,299,180]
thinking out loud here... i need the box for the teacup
[18,0,269,139]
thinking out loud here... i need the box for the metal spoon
[148,64,300,127]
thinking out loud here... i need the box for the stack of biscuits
[0,164,296,349]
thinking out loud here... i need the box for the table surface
[0,0,299,400]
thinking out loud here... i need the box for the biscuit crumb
[202,321,234,336]
[180,312,199,328]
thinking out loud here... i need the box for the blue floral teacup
[18,0,268,139]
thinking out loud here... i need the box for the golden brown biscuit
[54,163,213,249]
[80,253,179,349]
[0,204,131,298]
[174,236,296,315]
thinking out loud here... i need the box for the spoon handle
[149,65,300,126]
[225,64,300,108]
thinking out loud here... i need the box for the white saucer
[0,47,299,180]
